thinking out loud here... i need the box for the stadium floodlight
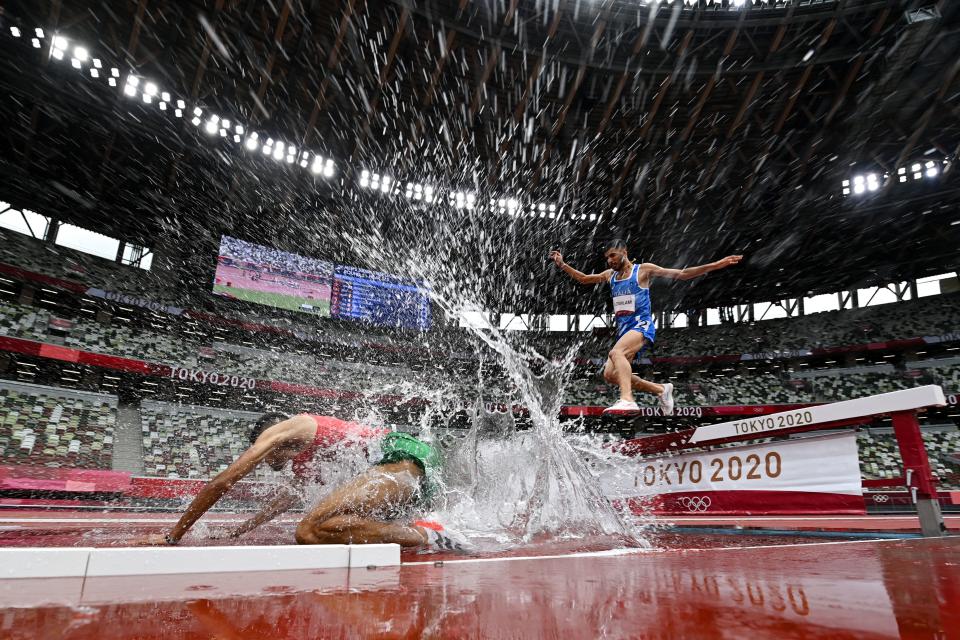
[142,93,152,104]
[323,160,334,178]
[191,116,202,126]
[111,68,120,77]
[108,77,116,86]
[841,179,850,187]
[160,91,170,102]
[159,101,166,110]
[380,176,392,193]
[852,175,866,194]
[205,119,218,135]
[71,57,81,69]
[235,124,243,134]
[272,145,284,161]
[193,106,202,117]
[144,82,158,96]
[424,185,435,203]
[35,28,45,38]
[10,27,21,38]
[73,46,88,61]
[53,36,68,50]
[93,58,102,69]
[866,173,879,191]
[174,108,182,118]
[176,99,185,109]
[261,142,272,155]
[51,47,64,60]
[32,38,41,49]
[90,68,99,78]
[123,82,137,97]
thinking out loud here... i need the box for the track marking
[402,537,937,566]
[0,517,241,524]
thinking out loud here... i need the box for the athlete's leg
[607,331,646,402]
[604,359,662,395]
[295,460,426,547]
[297,514,426,546]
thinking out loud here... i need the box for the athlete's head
[603,238,629,271]
[250,411,290,445]
[251,412,302,471]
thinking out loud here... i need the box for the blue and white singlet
[609,264,656,344]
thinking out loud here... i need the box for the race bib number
[613,294,635,317]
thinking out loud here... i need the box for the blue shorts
[615,315,656,348]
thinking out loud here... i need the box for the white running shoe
[603,399,641,415]
[415,520,472,553]
[659,383,675,416]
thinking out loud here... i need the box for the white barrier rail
[0,543,399,580]
[688,385,947,444]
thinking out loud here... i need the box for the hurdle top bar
[615,385,948,457]
[687,385,946,445]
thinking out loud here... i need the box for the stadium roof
[0,0,958,314]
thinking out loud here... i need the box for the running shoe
[602,399,641,415]
[413,520,472,553]
[659,382,675,416]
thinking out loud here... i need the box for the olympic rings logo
[872,494,890,503]
[678,496,712,512]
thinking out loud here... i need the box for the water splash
[328,227,649,548]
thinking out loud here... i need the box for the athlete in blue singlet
[550,239,742,415]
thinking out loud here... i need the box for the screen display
[331,265,432,330]
[212,236,332,316]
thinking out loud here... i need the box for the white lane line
[401,537,933,567]
[403,548,651,565]
[661,516,937,522]
[0,518,241,524]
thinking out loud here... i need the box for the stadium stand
[857,428,960,490]
[139,400,273,480]
[0,380,115,469]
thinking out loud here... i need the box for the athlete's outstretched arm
[220,482,302,539]
[550,250,613,285]
[135,426,297,545]
[643,255,743,281]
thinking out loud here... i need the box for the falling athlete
[137,413,467,551]
[551,240,742,415]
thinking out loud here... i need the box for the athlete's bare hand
[715,255,743,269]
[549,250,565,267]
[129,533,174,546]
[207,527,241,540]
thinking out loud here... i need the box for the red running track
[0,510,958,638]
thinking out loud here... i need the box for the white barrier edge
[0,544,400,579]
[688,385,947,444]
